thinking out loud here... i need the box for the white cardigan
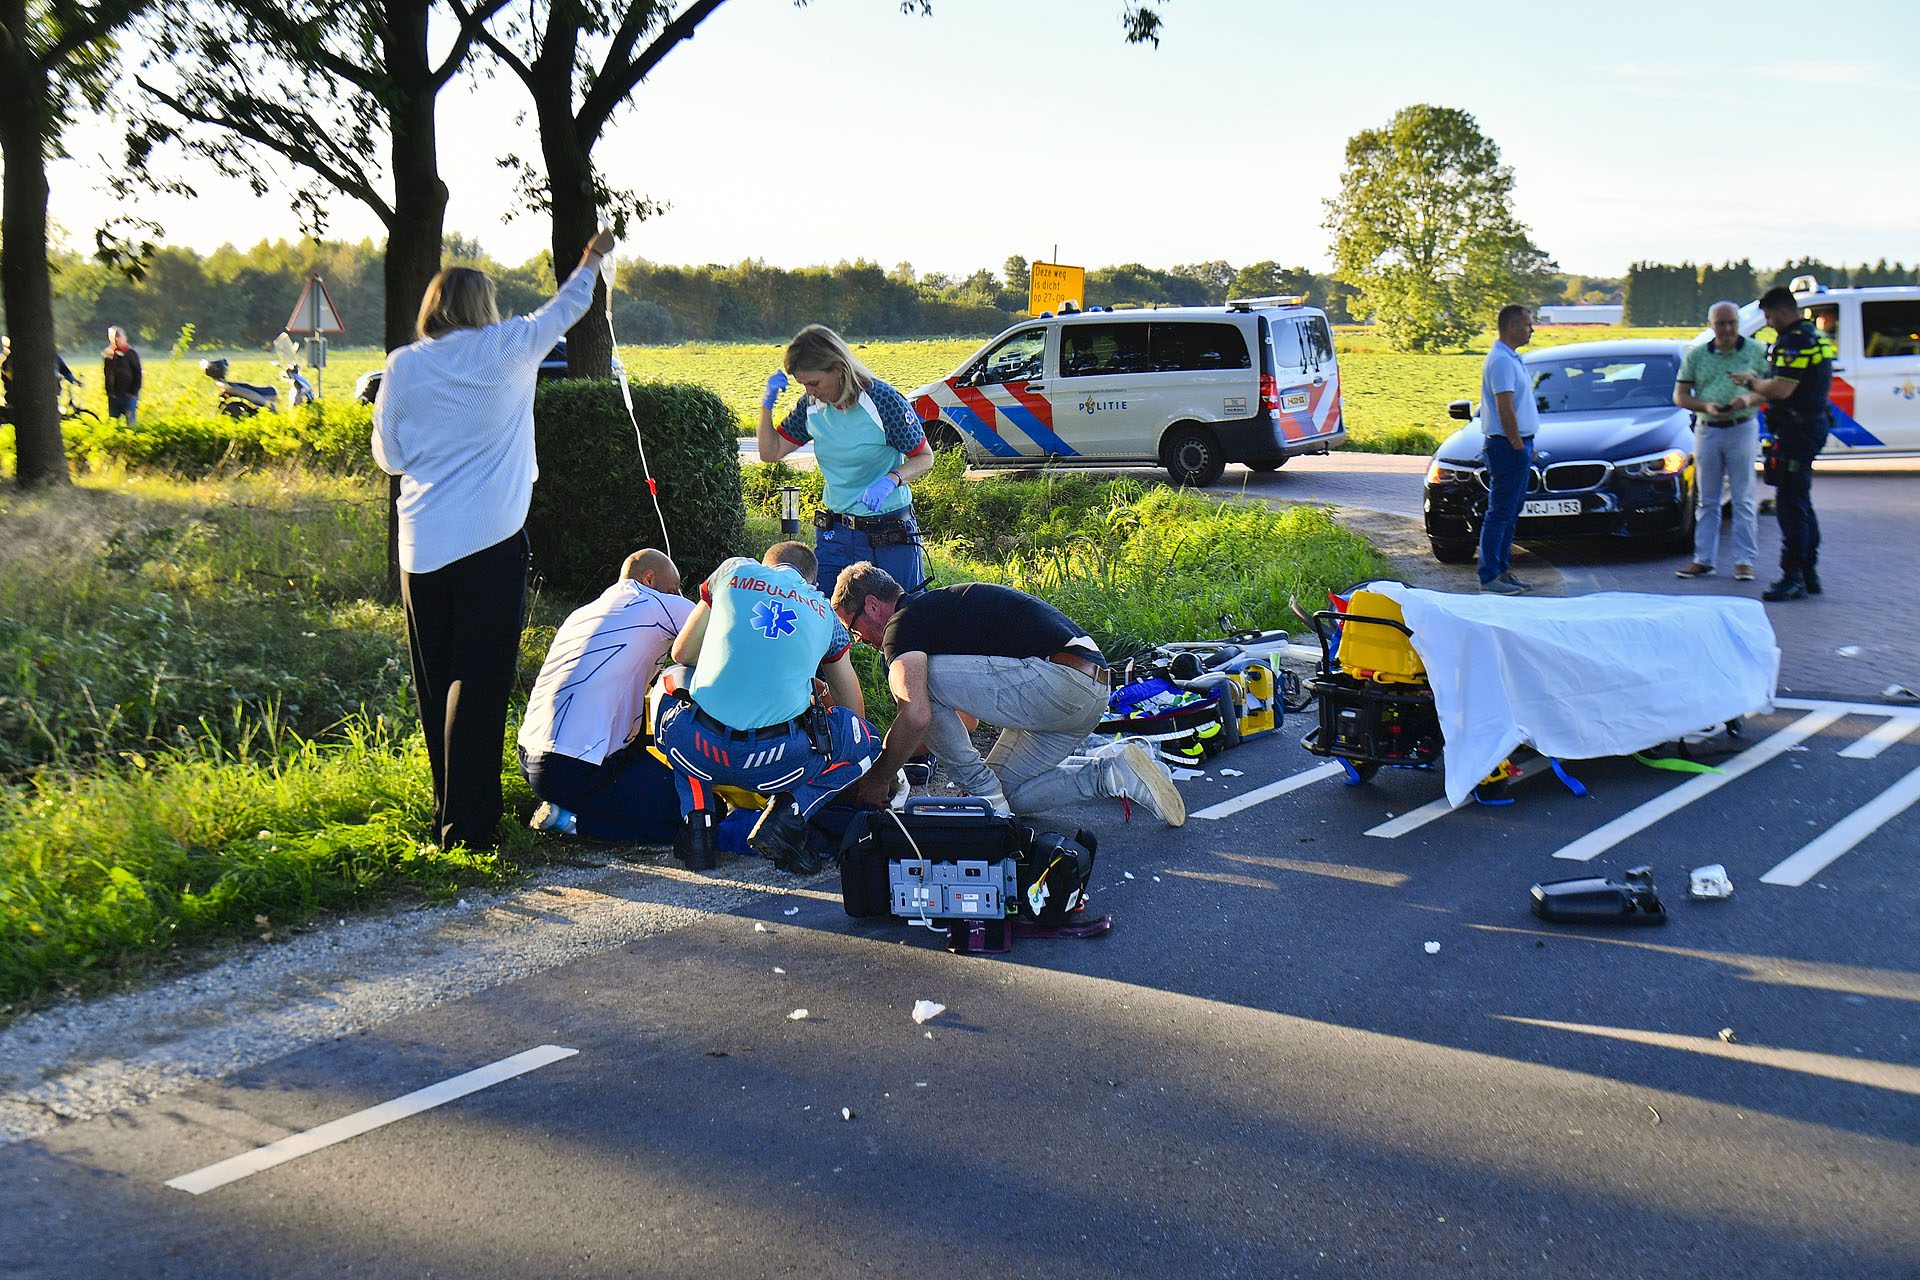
[372,265,598,574]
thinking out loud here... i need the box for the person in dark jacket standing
[1727,286,1836,602]
[103,328,142,429]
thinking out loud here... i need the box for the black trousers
[400,531,528,849]
[1773,459,1819,575]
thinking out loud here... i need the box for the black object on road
[1530,865,1668,925]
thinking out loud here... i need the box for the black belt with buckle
[814,503,916,533]
[1703,414,1755,428]
[689,702,803,740]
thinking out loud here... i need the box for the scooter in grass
[199,335,317,418]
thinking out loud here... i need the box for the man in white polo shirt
[517,549,692,843]
[1477,303,1539,594]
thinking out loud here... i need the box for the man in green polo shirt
[1672,300,1769,581]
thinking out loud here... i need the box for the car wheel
[1163,425,1226,488]
[1664,489,1699,554]
[923,418,962,452]
[1429,537,1477,564]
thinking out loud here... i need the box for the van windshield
[1527,354,1681,413]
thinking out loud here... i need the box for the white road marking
[1549,707,1846,862]
[1836,714,1920,760]
[165,1045,578,1195]
[1366,795,1457,839]
[1760,760,1920,887]
[1191,761,1346,820]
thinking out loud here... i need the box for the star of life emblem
[752,600,798,639]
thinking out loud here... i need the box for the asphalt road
[5,452,1916,1279]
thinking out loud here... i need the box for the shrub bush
[524,379,747,604]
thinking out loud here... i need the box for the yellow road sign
[1029,262,1085,316]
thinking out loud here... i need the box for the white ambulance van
[1726,276,1920,458]
[909,298,1345,487]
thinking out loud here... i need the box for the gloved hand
[859,473,898,511]
[761,371,789,408]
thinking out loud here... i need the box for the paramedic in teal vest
[654,541,879,874]
[758,324,935,596]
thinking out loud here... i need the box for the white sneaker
[1104,742,1186,826]
[529,801,577,835]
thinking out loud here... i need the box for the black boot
[1803,566,1822,596]
[749,794,821,874]
[674,809,718,871]
[1762,574,1806,602]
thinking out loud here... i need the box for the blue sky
[49,0,1920,278]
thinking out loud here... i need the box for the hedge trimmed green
[525,379,747,603]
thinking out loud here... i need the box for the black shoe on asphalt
[674,810,718,871]
[1804,567,1823,595]
[1762,575,1807,602]
[750,795,822,874]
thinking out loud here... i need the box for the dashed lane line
[1191,761,1348,820]
[1547,706,1847,862]
[165,1045,577,1195]
[1761,760,1920,887]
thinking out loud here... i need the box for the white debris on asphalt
[783,907,799,916]
[911,1000,946,1025]
[788,1009,809,1021]
[1688,864,1735,900]
[1220,769,1244,777]
[1836,645,1862,657]
[754,922,770,932]
[773,966,786,974]
[841,1107,854,1121]
[1424,941,1441,955]
[1719,1027,1737,1043]
[1123,872,1136,880]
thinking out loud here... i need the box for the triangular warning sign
[286,275,345,334]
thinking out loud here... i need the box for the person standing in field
[372,227,615,850]
[1476,304,1538,595]
[1727,286,1836,602]
[1672,300,1768,582]
[757,325,935,597]
[103,327,143,430]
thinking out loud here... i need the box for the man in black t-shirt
[832,563,1183,825]
[1728,286,1836,601]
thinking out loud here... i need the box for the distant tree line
[14,238,1370,350]
[1624,259,1920,325]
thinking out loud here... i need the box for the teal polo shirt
[689,557,851,730]
[1678,335,1768,424]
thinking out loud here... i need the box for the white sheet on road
[1367,584,1780,807]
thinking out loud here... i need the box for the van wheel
[1164,426,1226,488]
[923,418,962,452]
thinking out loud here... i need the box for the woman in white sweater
[372,228,615,849]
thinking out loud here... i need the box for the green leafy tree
[1,0,154,488]
[1324,104,1553,351]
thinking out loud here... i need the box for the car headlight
[1617,449,1688,477]
[1425,459,1480,485]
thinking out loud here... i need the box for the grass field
[47,323,1697,462]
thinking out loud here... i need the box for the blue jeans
[919,655,1110,814]
[1692,420,1760,568]
[518,745,683,844]
[107,394,139,430]
[655,698,879,820]
[1478,435,1532,583]
[815,510,927,597]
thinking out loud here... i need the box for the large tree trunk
[542,116,611,379]
[377,0,448,596]
[0,55,71,490]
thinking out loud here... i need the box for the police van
[909,298,1345,487]
[1724,276,1920,457]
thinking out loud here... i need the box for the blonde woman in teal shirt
[757,324,935,596]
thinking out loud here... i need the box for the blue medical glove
[859,473,899,511]
[761,371,789,408]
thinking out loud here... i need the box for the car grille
[1470,461,1610,494]
[1542,462,1608,491]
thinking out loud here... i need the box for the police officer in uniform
[1728,286,1835,602]
[655,541,879,873]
